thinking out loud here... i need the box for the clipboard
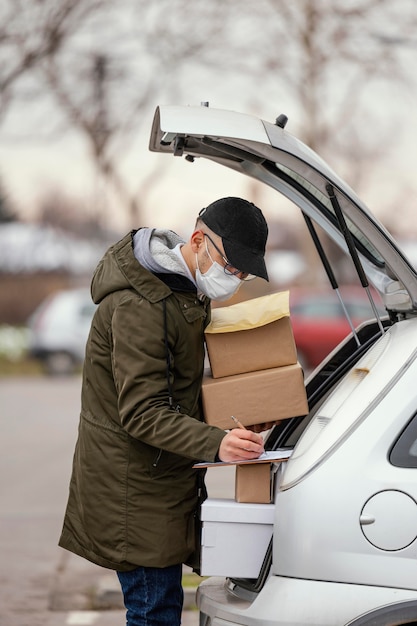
[193,449,292,468]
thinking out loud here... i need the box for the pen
[230,415,247,430]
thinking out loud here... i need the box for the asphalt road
[0,376,235,626]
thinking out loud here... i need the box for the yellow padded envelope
[205,291,290,334]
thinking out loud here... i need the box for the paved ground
[49,549,200,625]
[0,376,235,626]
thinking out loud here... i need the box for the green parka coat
[59,232,226,571]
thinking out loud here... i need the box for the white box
[200,498,275,578]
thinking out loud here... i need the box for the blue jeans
[117,564,184,626]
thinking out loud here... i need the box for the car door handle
[359,514,375,525]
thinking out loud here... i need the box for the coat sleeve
[110,294,226,462]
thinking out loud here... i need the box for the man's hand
[218,429,265,463]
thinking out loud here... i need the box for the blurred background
[2,4,417,622]
[1,0,417,374]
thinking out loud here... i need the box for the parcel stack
[202,291,308,503]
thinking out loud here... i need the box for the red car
[289,288,385,371]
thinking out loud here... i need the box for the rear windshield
[269,162,385,267]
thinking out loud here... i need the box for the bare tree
[244,1,417,166]
[36,187,105,238]
[1,0,416,235]
[0,175,15,222]
[0,0,106,121]
[217,0,417,282]
[34,0,232,223]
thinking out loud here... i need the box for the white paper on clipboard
[193,449,292,469]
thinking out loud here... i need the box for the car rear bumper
[197,575,417,626]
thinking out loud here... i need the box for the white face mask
[195,241,242,301]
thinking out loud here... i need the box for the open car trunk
[149,103,417,598]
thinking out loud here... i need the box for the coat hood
[91,231,172,305]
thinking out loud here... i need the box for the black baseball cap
[199,197,269,280]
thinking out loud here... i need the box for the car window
[272,163,385,266]
[390,413,417,469]
[345,302,373,318]
[291,301,342,318]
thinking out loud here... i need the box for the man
[59,196,270,625]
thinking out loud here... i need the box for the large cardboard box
[202,364,308,429]
[200,498,275,578]
[205,316,297,379]
[205,291,297,379]
[235,463,273,504]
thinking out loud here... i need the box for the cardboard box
[205,316,297,378]
[202,364,308,429]
[235,462,273,504]
[200,498,275,578]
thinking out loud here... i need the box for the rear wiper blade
[326,184,385,336]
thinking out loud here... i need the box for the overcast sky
[1,1,417,238]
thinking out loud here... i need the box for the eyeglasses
[204,234,256,281]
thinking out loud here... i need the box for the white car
[27,287,96,375]
[149,105,417,625]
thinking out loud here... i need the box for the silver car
[27,287,95,375]
[150,105,417,625]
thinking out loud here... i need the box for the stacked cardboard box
[202,363,306,430]
[203,291,308,429]
[235,462,273,504]
[202,291,308,503]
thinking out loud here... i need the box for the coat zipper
[152,449,163,467]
